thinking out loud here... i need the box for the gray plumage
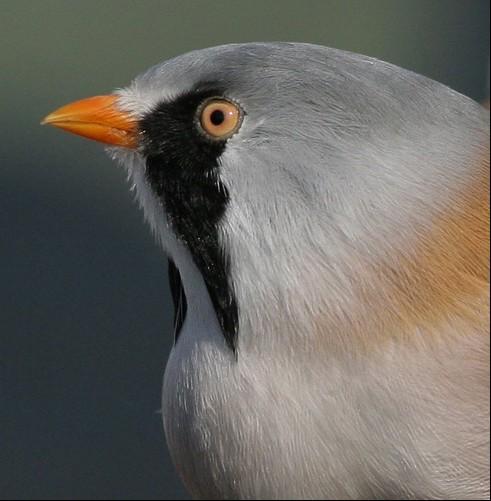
[104,43,489,498]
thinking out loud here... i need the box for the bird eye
[198,99,243,140]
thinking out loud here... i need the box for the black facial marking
[140,86,239,353]
[168,259,187,343]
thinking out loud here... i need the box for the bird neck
[227,153,489,357]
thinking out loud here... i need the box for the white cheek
[106,148,173,251]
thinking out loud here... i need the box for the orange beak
[41,95,138,148]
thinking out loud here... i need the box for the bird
[42,43,489,499]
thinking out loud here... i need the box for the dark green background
[1,1,489,499]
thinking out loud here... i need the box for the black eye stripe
[139,85,239,354]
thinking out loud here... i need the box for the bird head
[42,43,489,356]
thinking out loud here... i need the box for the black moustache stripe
[140,86,239,353]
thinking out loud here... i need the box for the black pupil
[210,109,225,126]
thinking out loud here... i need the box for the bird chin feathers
[107,146,175,254]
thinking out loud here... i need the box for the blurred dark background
[1,1,489,499]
